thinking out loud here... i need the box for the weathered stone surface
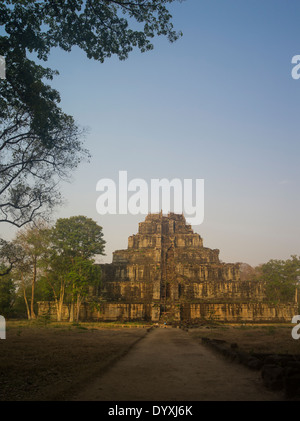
[180,303,297,322]
[38,212,298,322]
[201,337,300,397]
[38,301,154,322]
[99,213,256,305]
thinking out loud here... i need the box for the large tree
[254,255,300,305]
[0,1,183,226]
[1,0,182,136]
[0,269,15,317]
[51,215,106,258]
[0,238,22,276]
[0,107,88,227]
[50,215,105,321]
[13,221,51,319]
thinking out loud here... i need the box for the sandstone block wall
[181,303,299,323]
[38,301,155,322]
[38,301,298,323]
[38,213,299,323]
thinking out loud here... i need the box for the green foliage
[44,216,104,320]
[254,255,300,304]
[0,1,182,227]
[0,268,15,316]
[11,222,52,318]
[14,223,51,261]
[0,239,23,276]
[1,1,182,62]
[33,313,51,326]
[9,292,28,318]
[66,256,102,300]
[0,216,105,320]
[51,215,105,259]
[35,276,55,301]
[0,0,182,143]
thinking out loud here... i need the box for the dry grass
[0,320,149,401]
[2,320,300,401]
[189,324,300,355]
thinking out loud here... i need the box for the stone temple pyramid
[38,212,297,323]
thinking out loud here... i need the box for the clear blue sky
[4,0,300,266]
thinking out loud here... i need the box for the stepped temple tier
[38,213,298,323]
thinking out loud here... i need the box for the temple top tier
[140,212,193,234]
[127,212,204,249]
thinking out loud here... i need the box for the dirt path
[73,327,285,401]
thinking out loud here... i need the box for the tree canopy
[4,215,105,320]
[47,215,105,321]
[0,1,183,227]
[0,0,182,142]
[0,107,89,227]
[254,255,300,304]
[51,215,106,259]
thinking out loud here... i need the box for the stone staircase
[159,305,180,325]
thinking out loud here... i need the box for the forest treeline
[0,216,299,321]
[0,215,105,322]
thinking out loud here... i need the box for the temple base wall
[38,301,298,323]
[180,303,298,323]
[101,280,267,302]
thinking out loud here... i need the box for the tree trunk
[30,257,37,319]
[57,283,65,322]
[22,273,31,320]
[76,296,82,322]
[69,299,74,323]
